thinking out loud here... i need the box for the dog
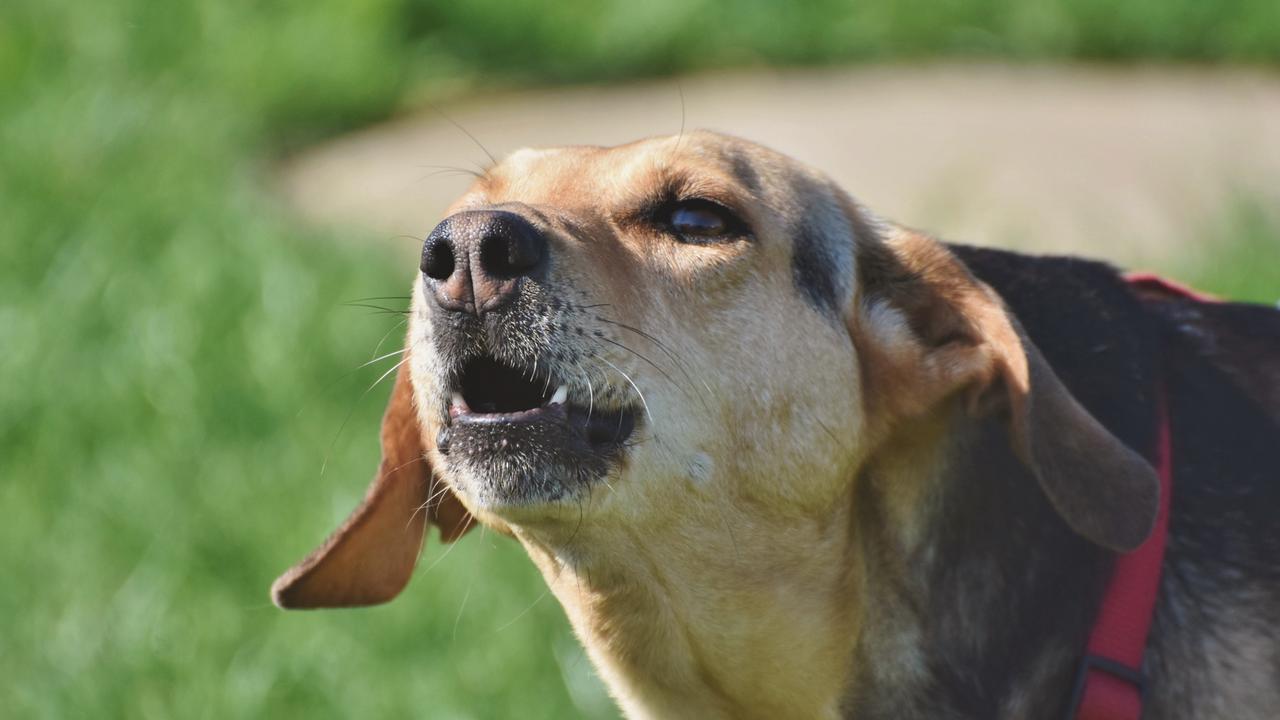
[272,131,1280,719]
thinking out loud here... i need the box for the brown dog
[273,132,1280,719]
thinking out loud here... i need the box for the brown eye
[667,199,741,242]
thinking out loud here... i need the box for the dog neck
[511,487,864,720]
[508,411,1111,720]
[843,414,1113,719]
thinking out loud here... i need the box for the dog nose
[421,210,548,314]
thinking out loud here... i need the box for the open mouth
[438,355,638,459]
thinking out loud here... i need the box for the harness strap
[1067,273,1186,720]
[1067,390,1172,720]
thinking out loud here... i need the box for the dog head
[273,131,1158,609]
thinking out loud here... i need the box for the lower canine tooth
[550,384,568,405]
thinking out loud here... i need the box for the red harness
[1067,390,1171,720]
[1067,273,1210,720]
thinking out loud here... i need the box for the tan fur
[432,135,871,718]
[274,131,1162,718]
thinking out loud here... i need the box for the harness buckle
[1064,654,1146,720]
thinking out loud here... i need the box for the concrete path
[279,64,1280,266]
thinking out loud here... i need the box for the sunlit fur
[275,130,1275,719]
[404,131,1178,719]
[409,133,870,717]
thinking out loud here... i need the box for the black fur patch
[847,245,1165,718]
[950,244,1159,456]
[726,148,762,194]
[846,244,1280,718]
[792,221,839,313]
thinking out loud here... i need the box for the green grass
[2,0,1278,717]
[405,0,1280,86]
[1172,200,1280,305]
[0,1,610,717]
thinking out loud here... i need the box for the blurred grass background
[2,1,1278,718]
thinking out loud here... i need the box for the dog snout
[421,210,548,315]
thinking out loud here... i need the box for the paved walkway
[280,64,1280,266]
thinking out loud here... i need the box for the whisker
[595,355,653,425]
[407,498,431,532]
[574,361,595,424]
[343,301,409,315]
[415,164,485,180]
[494,587,552,632]
[595,335,689,403]
[417,505,475,576]
[595,317,711,410]
[813,417,853,456]
[425,102,499,168]
[567,495,586,545]
[674,80,688,156]
[370,317,408,359]
[318,356,407,479]
[410,479,459,530]
[354,348,405,371]
[595,318,683,364]
[296,319,407,418]
[370,356,408,393]
[452,579,474,644]
[347,295,412,303]
[445,511,476,540]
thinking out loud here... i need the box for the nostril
[421,237,456,281]
[479,227,545,280]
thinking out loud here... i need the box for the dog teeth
[549,384,568,406]
[449,392,470,417]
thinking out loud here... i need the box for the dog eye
[667,199,741,242]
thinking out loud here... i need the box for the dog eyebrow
[620,168,747,225]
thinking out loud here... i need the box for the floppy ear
[852,230,1159,552]
[271,359,473,609]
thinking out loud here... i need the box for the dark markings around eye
[792,220,839,314]
[726,150,762,195]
